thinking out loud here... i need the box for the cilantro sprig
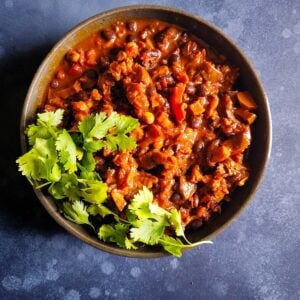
[17,109,139,223]
[17,109,211,257]
[98,186,212,257]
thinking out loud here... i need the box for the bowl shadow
[0,44,63,235]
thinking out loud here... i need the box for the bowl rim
[20,5,272,258]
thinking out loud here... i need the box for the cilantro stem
[159,238,213,249]
[182,234,193,245]
[35,181,52,189]
[38,120,57,138]
[187,240,213,247]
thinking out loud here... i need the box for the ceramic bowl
[20,5,272,258]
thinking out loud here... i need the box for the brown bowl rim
[20,5,272,258]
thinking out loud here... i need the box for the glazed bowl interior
[21,5,271,258]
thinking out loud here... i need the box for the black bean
[171,193,182,204]
[67,90,88,102]
[50,79,59,89]
[169,53,180,64]
[109,47,120,61]
[181,31,189,43]
[126,34,137,42]
[98,56,110,72]
[127,20,137,32]
[188,218,203,230]
[101,29,116,41]
[154,31,165,44]
[85,69,98,79]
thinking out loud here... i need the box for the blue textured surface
[0,1,299,299]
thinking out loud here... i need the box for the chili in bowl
[18,6,271,258]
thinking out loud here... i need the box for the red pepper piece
[170,83,186,123]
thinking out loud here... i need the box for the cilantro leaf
[105,114,139,152]
[79,169,101,181]
[62,200,93,228]
[169,208,184,237]
[130,215,167,245]
[37,109,64,127]
[106,113,139,152]
[81,152,96,172]
[78,111,139,153]
[55,129,77,173]
[26,124,52,146]
[127,186,154,220]
[43,161,61,184]
[17,148,46,183]
[99,223,136,249]
[160,235,213,257]
[79,112,118,140]
[128,186,169,220]
[79,179,107,204]
[48,173,80,201]
[34,138,61,182]
[83,139,104,152]
[91,112,118,139]
[106,133,137,152]
[17,138,61,183]
[78,115,97,138]
[115,114,140,134]
[88,204,117,218]
[159,235,185,257]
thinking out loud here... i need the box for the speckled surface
[0,0,299,299]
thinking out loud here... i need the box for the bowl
[20,5,272,258]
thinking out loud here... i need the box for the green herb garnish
[98,186,212,257]
[17,109,212,257]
